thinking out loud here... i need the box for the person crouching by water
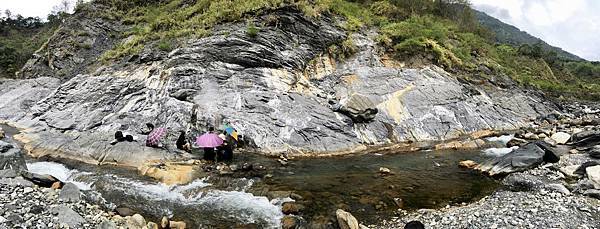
[176,130,192,152]
[146,124,167,148]
[111,131,136,145]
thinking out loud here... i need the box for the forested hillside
[474,10,583,61]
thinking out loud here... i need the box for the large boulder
[477,143,545,175]
[477,141,562,175]
[571,130,600,147]
[0,6,557,163]
[331,94,378,123]
[21,171,62,188]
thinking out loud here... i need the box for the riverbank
[372,166,600,228]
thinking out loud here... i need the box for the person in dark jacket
[176,131,190,151]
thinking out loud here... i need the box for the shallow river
[4,124,501,228]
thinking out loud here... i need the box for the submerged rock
[459,160,478,169]
[282,202,305,215]
[281,215,306,229]
[115,207,136,217]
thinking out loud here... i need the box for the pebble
[0,183,153,228]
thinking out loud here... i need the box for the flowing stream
[3,124,502,228]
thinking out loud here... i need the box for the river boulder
[587,166,600,189]
[477,141,562,175]
[336,209,359,229]
[21,171,62,188]
[0,142,27,173]
[571,130,600,147]
[331,94,378,123]
[550,132,570,144]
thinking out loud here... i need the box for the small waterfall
[485,134,514,146]
[482,146,519,157]
[26,162,92,190]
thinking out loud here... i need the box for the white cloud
[0,0,75,19]
[471,0,600,61]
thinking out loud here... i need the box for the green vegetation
[0,14,62,77]
[246,22,260,38]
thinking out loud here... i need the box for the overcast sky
[1,0,73,18]
[471,0,600,61]
[1,0,598,61]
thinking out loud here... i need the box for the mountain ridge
[474,10,584,61]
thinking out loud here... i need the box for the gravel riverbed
[0,182,159,229]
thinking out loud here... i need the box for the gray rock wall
[0,8,555,166]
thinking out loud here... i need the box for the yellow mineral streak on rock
[303,54,336,80]
[138,160,198,185]
[434,139,486,150]
[376,85,415,123]
[470,129,496,139]
[341,74,359,85]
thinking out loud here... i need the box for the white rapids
[25,161,284,228]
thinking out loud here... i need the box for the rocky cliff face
[0,6,556,167]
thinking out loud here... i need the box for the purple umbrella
[195,133,224,148]
[146,127,167,147]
